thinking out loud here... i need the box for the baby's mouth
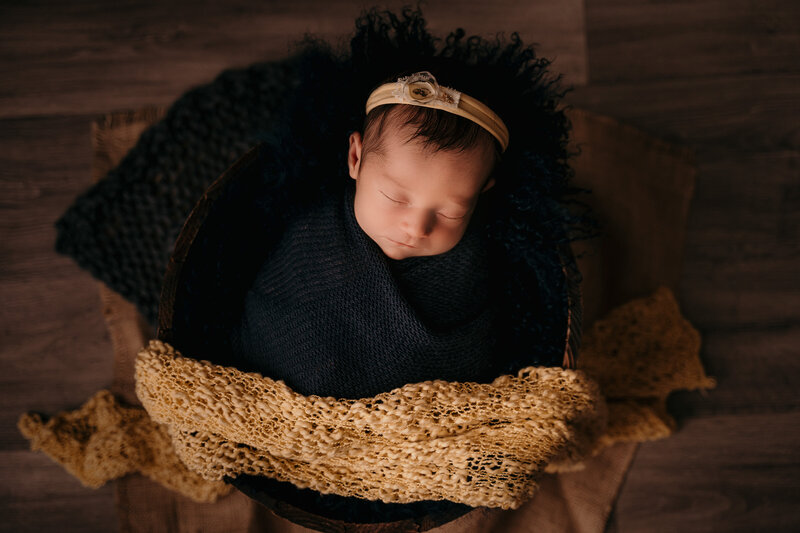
[387,237,416,248]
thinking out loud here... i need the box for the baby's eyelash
[380,190,405,204]
[381,190,465,220]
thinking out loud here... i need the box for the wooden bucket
[156,143,583,531]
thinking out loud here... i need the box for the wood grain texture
[0,451,118,533]
[0,0,587,119]
[666,324,800,417]
[615,412,800,533]
[1,114,115,453]
[564,73,800,152]
[583,0,800,82]
[681,149,799,330]
[564,1,800,531]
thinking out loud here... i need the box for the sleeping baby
[229,70,511,399]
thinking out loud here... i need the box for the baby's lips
[388,237,416,248]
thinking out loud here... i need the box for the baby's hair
[361,104,499,161]
[360,102,501,183]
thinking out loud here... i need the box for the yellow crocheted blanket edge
[18,286,717,509]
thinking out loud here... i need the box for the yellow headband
[365,71,509,152]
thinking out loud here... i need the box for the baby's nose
[402,209,435,238]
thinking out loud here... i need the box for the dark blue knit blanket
[230,179,499,399]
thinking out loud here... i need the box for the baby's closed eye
[438,211,466,220]
[379,190,467,219]
[380,190,406,204]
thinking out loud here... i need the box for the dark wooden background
[1,1,798,531]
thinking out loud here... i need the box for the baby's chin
[381,247,422,260]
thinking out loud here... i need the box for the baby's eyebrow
[382,172,473,209]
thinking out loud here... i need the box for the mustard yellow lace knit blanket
[18,286,717,509]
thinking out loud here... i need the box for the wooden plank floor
[563,1,800,531]
[1,1,797,531]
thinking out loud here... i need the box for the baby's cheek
[436,222,468,249]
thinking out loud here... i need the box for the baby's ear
[481,176,496,193]
[348,131,363,180]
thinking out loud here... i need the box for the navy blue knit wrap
[230,179,499,399]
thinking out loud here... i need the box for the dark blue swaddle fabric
[230,178,499,399]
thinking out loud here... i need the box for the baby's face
[347,123,495,260]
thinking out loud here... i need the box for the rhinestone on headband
[391,71,461,110]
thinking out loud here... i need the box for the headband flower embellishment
[391,71,461,110]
